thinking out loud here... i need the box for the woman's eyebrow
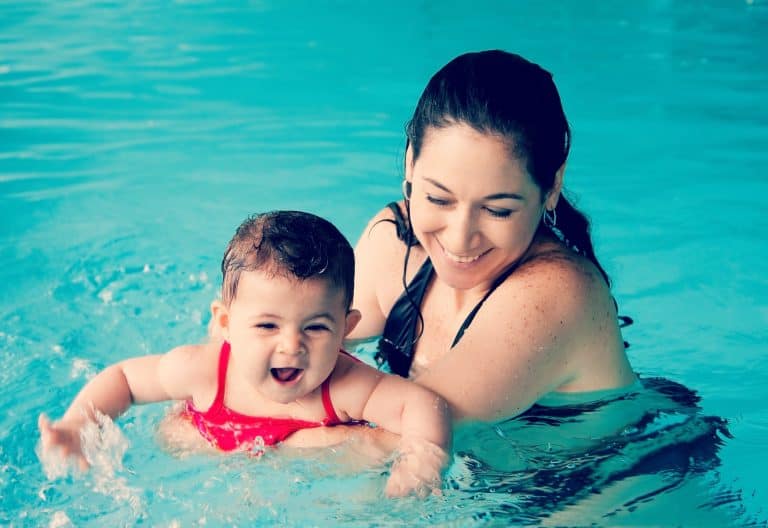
[424,177,453,193]
[483,192,525,201]
[424,178,524,201]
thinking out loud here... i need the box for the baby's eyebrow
[307,312,337,323]
[250,313,282,320]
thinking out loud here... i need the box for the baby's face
[223,270,351,404]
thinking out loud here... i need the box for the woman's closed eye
[482,205,513,218]
[428,194,513,218]
[426,194,452,207]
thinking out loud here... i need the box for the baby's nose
[277,331,305,355]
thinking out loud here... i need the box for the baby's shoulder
[334,350,378,377]
[330,352,383,393]
[160,341,221,397]
[326,351,385,421]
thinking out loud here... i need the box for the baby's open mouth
[271,368,303,383]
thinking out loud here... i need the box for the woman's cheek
[410,201,444,236]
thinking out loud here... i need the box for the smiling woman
[350,49,637,420]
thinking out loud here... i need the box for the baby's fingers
[37,414,89,471]
[38,414,56,447]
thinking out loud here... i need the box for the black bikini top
[374,202,632,377]
[378,258,521,377]
[375,202,521,377]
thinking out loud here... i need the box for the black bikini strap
[450,263,519,348]
[386,202,410,243]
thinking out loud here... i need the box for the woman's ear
[545,162,566,210]
[210,299,230,340]
[404,141,414,186]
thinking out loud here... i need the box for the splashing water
[37,411,142,516]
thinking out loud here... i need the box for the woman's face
[407,123,558,292]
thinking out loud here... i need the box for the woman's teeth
[443,248,483,263]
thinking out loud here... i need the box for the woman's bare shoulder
[351,203,427,338]
[356,202,407,250]
[500,247,614,322]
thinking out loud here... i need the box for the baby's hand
[385,438,449,498]
[38,414,89,471]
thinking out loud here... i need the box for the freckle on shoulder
[513,252,600,299]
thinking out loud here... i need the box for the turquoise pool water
[2,1,767,526]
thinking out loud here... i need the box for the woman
[350,49,636,421]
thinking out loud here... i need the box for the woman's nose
[443,206,479,252]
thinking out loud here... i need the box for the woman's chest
[409,290,479,376]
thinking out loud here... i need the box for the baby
[39,210,450,497]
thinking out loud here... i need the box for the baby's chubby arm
[38,343,210,466]
[333,358,451,497]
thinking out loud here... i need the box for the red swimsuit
[182,341,343,451]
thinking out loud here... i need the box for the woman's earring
[543,208,557,229]
[402,180,412,199]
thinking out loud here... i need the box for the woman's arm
[412,258,628,420]
[349,204,425,340]
[350,208,397,339]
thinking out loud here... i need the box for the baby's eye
[483,206,513,218]
[426,195,451,207]
[255,322,278,330]
[305,324,330,333]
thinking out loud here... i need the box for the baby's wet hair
[221,211,354,308]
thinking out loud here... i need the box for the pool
[2,1,766,526]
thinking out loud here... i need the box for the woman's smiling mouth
[439,242,492,265]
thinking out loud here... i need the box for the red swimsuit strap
[209,341,231,412]
[320,350,362,425]
[321,376,340,424]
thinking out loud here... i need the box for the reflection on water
[446,377,748,526]
[30,356,752,526]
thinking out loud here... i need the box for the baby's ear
[344,309,362,337]
[209,300,230,339]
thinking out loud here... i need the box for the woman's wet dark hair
[376,50,629,372]
[221,211,355,309]
[406,49,610,285]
